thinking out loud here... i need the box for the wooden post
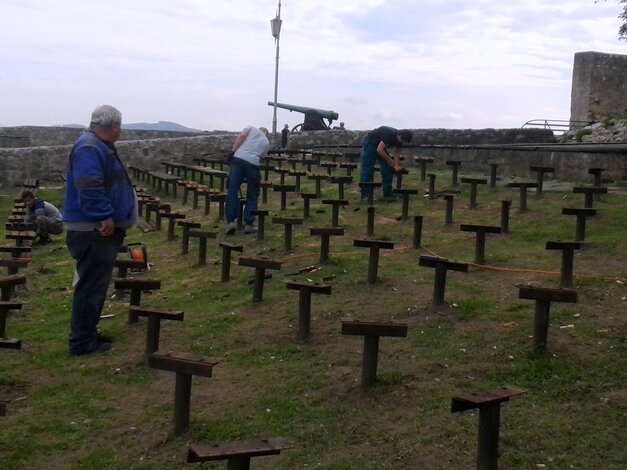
[341,320,408,387]
[452,386,527,470]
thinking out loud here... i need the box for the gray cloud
[0,0,625,130]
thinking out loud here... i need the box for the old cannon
[267,101,339,131]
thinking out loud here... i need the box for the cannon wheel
[291,123,305,132]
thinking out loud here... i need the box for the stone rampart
[0,126,207,148]
[0,133,238,186]
[1,127,625,187]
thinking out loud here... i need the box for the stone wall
[1,127,624,188]
[0,126,207,148]
[570,51,627,124]
[283,128,556,149]
[0,133,238,186]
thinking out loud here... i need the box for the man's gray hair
[90,105,122,129]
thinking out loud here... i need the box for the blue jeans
[359,138,394,198]
[225,158,260,225]
[66,229,125,355]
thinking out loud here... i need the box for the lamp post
[270,1,282,135]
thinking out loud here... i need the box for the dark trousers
[35,215,63,239]
[359,138,394,198]
[66,229,125,355]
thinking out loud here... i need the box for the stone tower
[570,51,627,124]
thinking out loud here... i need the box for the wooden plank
[393,189,419,195]
[341,319,408,338]
[451,386,528,412]
[238,257,282,270]
[129,305,184,321]
[0,247,32,254]
[149,352,217,378]
[271,217,303,225]
[188,230,218,239]
[187,438,293,463]
[218,242,244,252]
[572,186,607,194]
[321,199,350,205]
[285,281,332,295]
[353,239,395,250]
[0,275,27,289]
[112,278,161,290]
[562,208,597,216]
[545,241,582,250]
[418,255,468,273]
[505,182,538,188]
[460,224,502,234]
[529,166,555,172]
[517,285,578,303]
[310,227,345,236]
[0,301,23,310]
[0,259,30,268]
[460,177,488,184]
[147,171,180,183]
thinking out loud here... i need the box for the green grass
[1,165,626,469]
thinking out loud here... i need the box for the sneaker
[225,221,237,235]
[244,224,257,234]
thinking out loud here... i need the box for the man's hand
[393,164,402,173]
[99,217,115,236]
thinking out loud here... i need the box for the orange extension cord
[275,243,627,284]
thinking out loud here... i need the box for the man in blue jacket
[359,126,412,202]
[63,105,137,356]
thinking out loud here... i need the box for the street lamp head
[271,16,282,39]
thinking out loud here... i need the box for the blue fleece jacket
[63,131,136,228]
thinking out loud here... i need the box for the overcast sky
[1,0,625,131]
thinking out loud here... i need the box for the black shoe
[97,333,114,343]
[70,341,111,356]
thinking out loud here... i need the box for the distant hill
[122,121,204,132]
[61,124,86,129]
[61,121,204,133]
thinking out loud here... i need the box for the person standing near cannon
[224,126,270,235]
[281,124,289,148]
[359,126,412,202]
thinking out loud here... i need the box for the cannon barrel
[267,101,339,121]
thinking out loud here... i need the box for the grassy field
[0,161,625,469]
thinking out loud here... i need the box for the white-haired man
[63,105,137,356]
